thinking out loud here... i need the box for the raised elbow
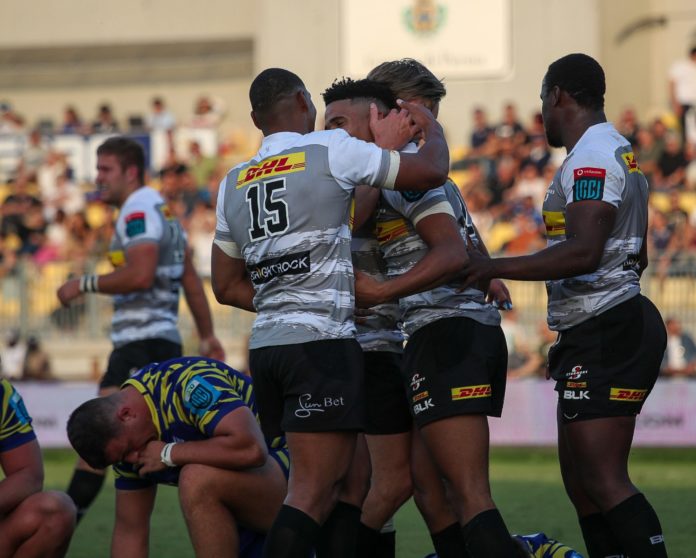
[244,443,268,469]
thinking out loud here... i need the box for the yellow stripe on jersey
[0,379,34,446]
[236,153,306,188]
[543,210,566,237]
[376,218,409,244]
[109,250,126,267]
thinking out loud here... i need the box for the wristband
[160,442,177,467]
[79,274,99,293]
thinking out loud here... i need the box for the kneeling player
[0,378,76,558]
[67,357,289,558]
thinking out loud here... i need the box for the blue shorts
[240,527,264,558]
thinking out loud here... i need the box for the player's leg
[410,426,463,558]
[0,491,76,558]
[178,457,287,557]
[557,412,626,558]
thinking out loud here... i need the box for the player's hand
[199,335,226,361]
[57,278,82,307]
[487,279,513,310]
[355,270,388,308]
[354,307,374,325]
[136,441,168,476]
[396,99,441,141]
[459,243,495,291]
[370,103,420,151]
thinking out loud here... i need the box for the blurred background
[0,0,695,447]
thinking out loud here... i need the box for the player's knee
[375,470,412,509]
[178,464,219,507]
[40,492,77,540]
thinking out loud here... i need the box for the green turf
[43,447,696,557]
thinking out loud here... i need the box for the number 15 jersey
[215,129,398,349]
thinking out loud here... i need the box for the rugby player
[211,67,450,558]
[0,378,75,557]
[67,357,287,558]
[323,76,519,558]
[57,137,225,522]
[461,53,668,558]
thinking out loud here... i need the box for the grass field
[43,447,696,557]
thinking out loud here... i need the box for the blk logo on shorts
[563,390,589,400]
[413,398,434,415]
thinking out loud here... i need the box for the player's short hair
[96,137,146,184]
[321,77,397,111]
[249,68,306,116]
[66,396,121,469]
[367,59,446,104]
[544,53,605,111]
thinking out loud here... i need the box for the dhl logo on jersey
[542,210,565,237]
[451,384,492,400]
[236,153,306,188]
[609,387,647,402]
[108,250,125,267]
[376,218,409,244]
[621,152,641,174]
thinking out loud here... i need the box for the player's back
[217,129,388,349]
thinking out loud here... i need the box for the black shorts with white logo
[100,339,182,389]
[364,350,412,435]
[249,338,365,438]
[549,294,666,423]
[402,317,507,428]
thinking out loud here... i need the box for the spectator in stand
[616,106,641,146]
[0,233,18,278]
[146,96,176,132]
[501,308,543,379]
[60,106,86,135]
[22,335,53,381]
[16,128,49,183]
[0,330,26,381]
[668,45,696,146]
[661,316,696,378]
[91,104,120,134]
[190,95,225,129]
[489,155,517,206]
[664,190,689,233]
[495,102,527,148]
[657,131,688,189]
[504,160,547,209]
[0,174,43,244]
[63,211,97,268]
[159,163,191,220]
[42,168,85,222]
[0,101,25,135]
[470,106,494,154]
[635,127,663,183]
[186,199,216,278]
[648,209,677,287]
[187,140,219,205]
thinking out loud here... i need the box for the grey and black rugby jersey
[352,212,403,353]
[108,187,185,347]
[215,130,396,349]
[542,122,647,331]
[377,179,500,337]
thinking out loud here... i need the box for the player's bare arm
[111,485,156,558]
[57,242,159,306]
[210,245,256,312]
[355,212,466,308]
[180,247,225,361]
[136,406,268,476]
[461,200,617,286]
[0,439,43,515]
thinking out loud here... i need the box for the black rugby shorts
[249,338,365,438]
[363,350,411,435]
[550,295,666,423]
[100,339,182,389]
[402,316,507,428]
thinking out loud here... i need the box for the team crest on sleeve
[125,211,146,237]
[184,377,221,414]
[572,167,606,201]
[9,390,31,425]
[621,152,641,173]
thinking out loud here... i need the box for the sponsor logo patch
[412,390,429,403]
[451,384,492,400]
[566,365,588,380]
[9,389,31,425]
[542,210,565,237]
[563,390,590,400]
[649,535,664,545]
[566,381,587,389]
[401,190,426,202]
[609,387,647,402]
[125,211,146,237]
[184,377,221,414]
[572,167,606,201]
[237,153,306,188]
[621,151,641,173]
[413,398,435,415]
[376,218,410,244]
[294,394,345,418]
[248,251,310,285]
[623,253,640,271]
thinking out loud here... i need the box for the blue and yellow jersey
[114,357,288,490]
[0,378,36,453]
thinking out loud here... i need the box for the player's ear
[117,405,134,423]
[251,110,262,130]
